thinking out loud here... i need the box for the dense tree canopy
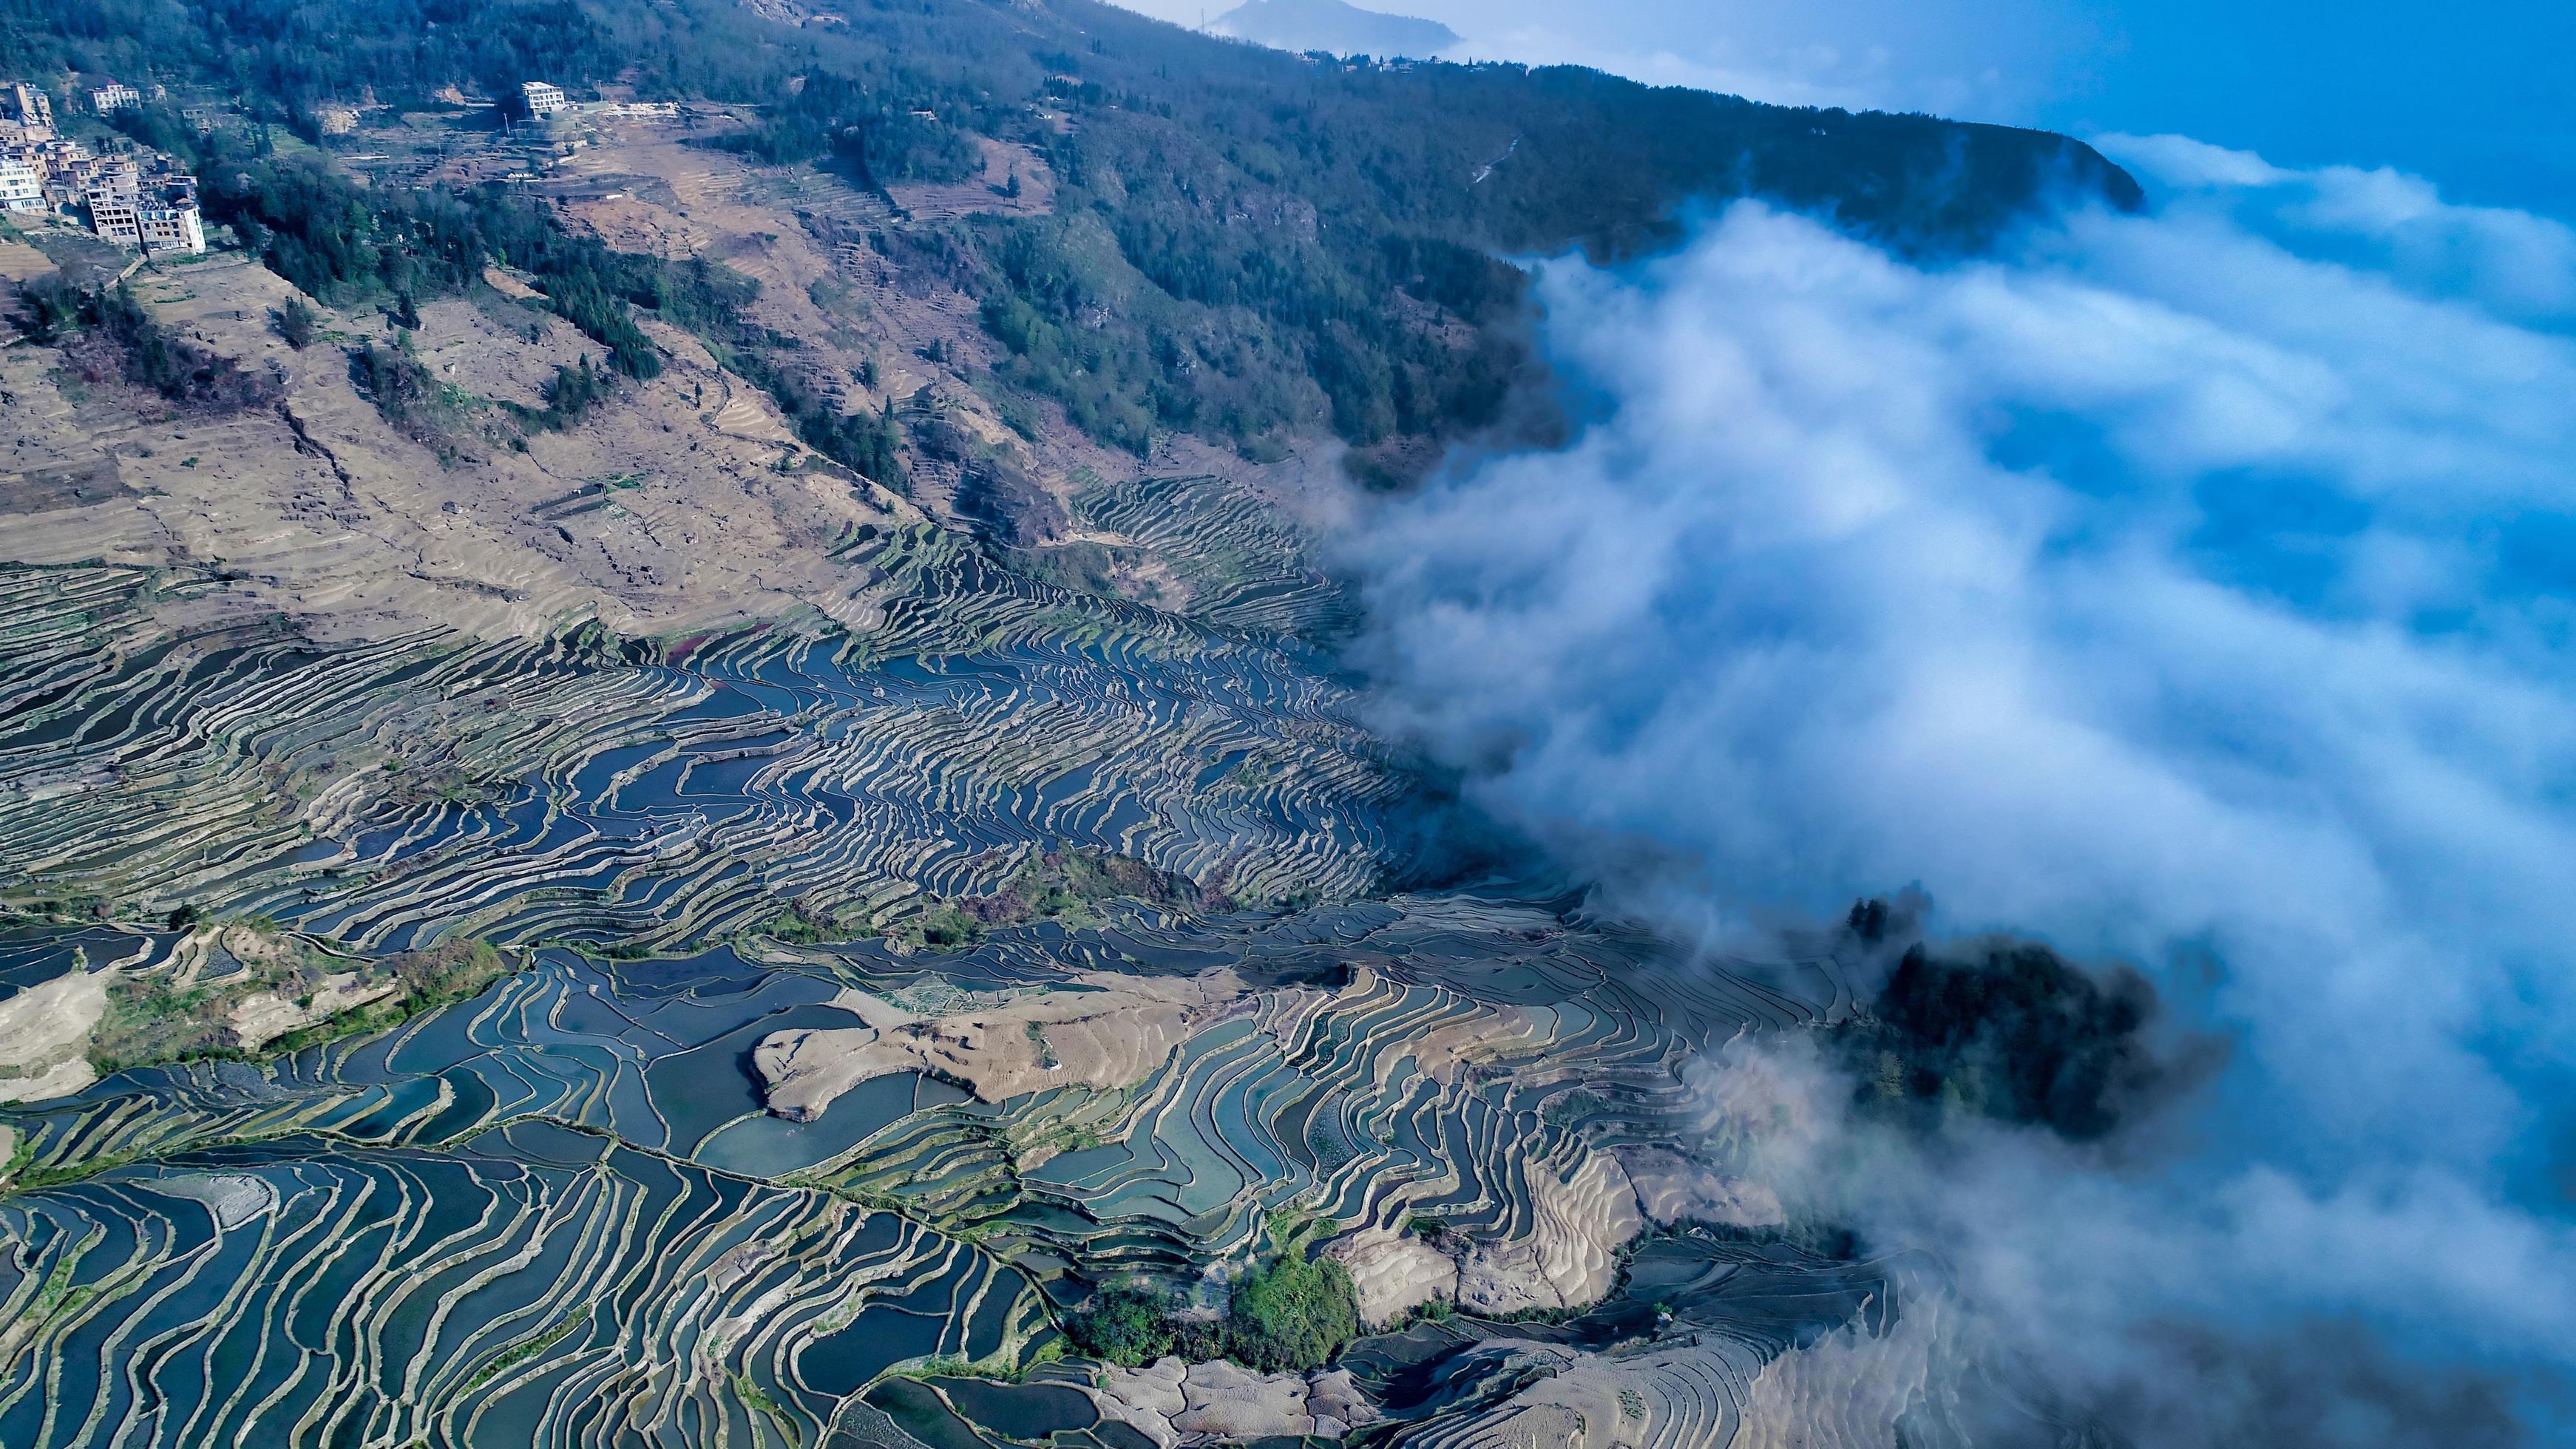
[1851,938,2166,1141]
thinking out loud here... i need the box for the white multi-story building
[520,81,569,118]
[89,82,140,114]
[0,158,39,212]
[136,201,203,254]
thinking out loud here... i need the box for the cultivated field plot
[0,535,1397,954]
[1,470,1944,1448]
[0,896,1920,1449]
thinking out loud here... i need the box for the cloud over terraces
[1344,138,2576,1439]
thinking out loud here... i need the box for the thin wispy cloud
[1344,143,2576,1437]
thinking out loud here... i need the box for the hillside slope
[8,0,2138,479]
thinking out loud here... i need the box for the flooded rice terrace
[0,529,1928,1448]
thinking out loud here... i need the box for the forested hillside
[5,0,2139,466]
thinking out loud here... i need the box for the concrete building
[312,104,361,136]
[85,185,141,246]
[0,159,39,212]
[0,82,51,132]
[81,156,201,253]
[70,155,140,198]
[136,200,204,254]
[86,181,203,254]
[70,154,140,194]
[520,81,569,118]
[89,83,140,114]
[20,135,72,172]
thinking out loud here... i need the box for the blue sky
[1121,0,2576,218]
[2016,1,2575,215]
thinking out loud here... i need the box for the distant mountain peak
[1209,0,1460,59]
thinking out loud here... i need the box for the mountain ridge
[1210,0,1463,59]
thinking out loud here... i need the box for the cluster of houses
[0,80,205,255]
[0,74,682,256]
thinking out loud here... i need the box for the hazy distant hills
[1210,0,1461,58]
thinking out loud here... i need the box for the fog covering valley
[1346,136,2576,1443]
[0,1,2566,1447]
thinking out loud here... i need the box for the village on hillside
[0,72,698,273]
[0,78,203,257]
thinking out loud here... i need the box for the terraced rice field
[1070,474,1356,642]
[0,523,1398,945]
[1,500,1927,1447]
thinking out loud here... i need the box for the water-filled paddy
[0,556,1899,1448]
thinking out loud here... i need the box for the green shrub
[734,352,906,488]
[946,846,1205,932]
[19,274,83,343]
[756,901,835,945]
[350,337,472,454]
[44,285,282,414]
[1223,1250,1360,1374]
[910,903,983,950]
[352,339,435,424]
[539,356,611,429]
[1066,1283,1179,1367]
[89,975,240,1075]
[1068,1246,1359,1374]
[388,939,513,1009]
[276,295,318,349]
[87,935,518,1076]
